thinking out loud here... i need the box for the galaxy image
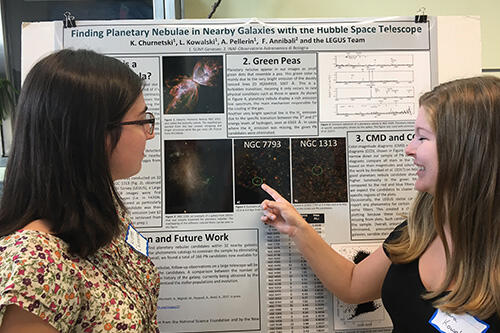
[291,138,347,203]
[234,138,291,204]
[164,139,233,214]
[163,56,223,114]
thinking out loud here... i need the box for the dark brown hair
[0,49,143,257]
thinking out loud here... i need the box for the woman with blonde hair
[260,76,500,332]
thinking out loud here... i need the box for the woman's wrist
[290,215,311,240]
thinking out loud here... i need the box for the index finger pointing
[261,183,285,202]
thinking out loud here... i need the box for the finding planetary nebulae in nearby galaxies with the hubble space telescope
[163,55,224,114]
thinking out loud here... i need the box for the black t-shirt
[381,221,499,332]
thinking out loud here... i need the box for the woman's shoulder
[0,230,80,277]
[0,229,69,258]
[383,220,407,245]
[0,231,85,332]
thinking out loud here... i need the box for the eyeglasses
[117,112,155,135]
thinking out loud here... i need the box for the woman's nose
[405,139,416,156]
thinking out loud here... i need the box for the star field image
[164,139,233,214]
[291,138,347,203]
[234,138,291,204]
[163,55,223,114]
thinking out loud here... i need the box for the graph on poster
[319,52,430,121]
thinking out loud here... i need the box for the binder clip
[63,11,76,28]
[208,0,222,18]
[415,7,427,23]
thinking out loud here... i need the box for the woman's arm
[0,305,59,333]
[261,184,392,304]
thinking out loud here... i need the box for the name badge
[125,224,149,257]
[429,309,489,333]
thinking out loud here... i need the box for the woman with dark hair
[0,49,159,332]
[260,76,500,332]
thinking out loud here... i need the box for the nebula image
[291,137,347,203]
[234,139,291,204]
[163,56,223,114]
[164,139,233,214]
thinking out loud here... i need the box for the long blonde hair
[385,76,500,319]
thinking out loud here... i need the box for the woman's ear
[105,134,112,154]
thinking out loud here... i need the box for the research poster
[44,17,434,332]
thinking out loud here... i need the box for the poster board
[21,16,480,332]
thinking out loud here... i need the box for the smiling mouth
[414,162,425,171]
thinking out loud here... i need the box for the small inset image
[234,139,291,204]
[292,138,347,203]
[163,55,223,114]
[331,243,392,330]
[164,139,233,214]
